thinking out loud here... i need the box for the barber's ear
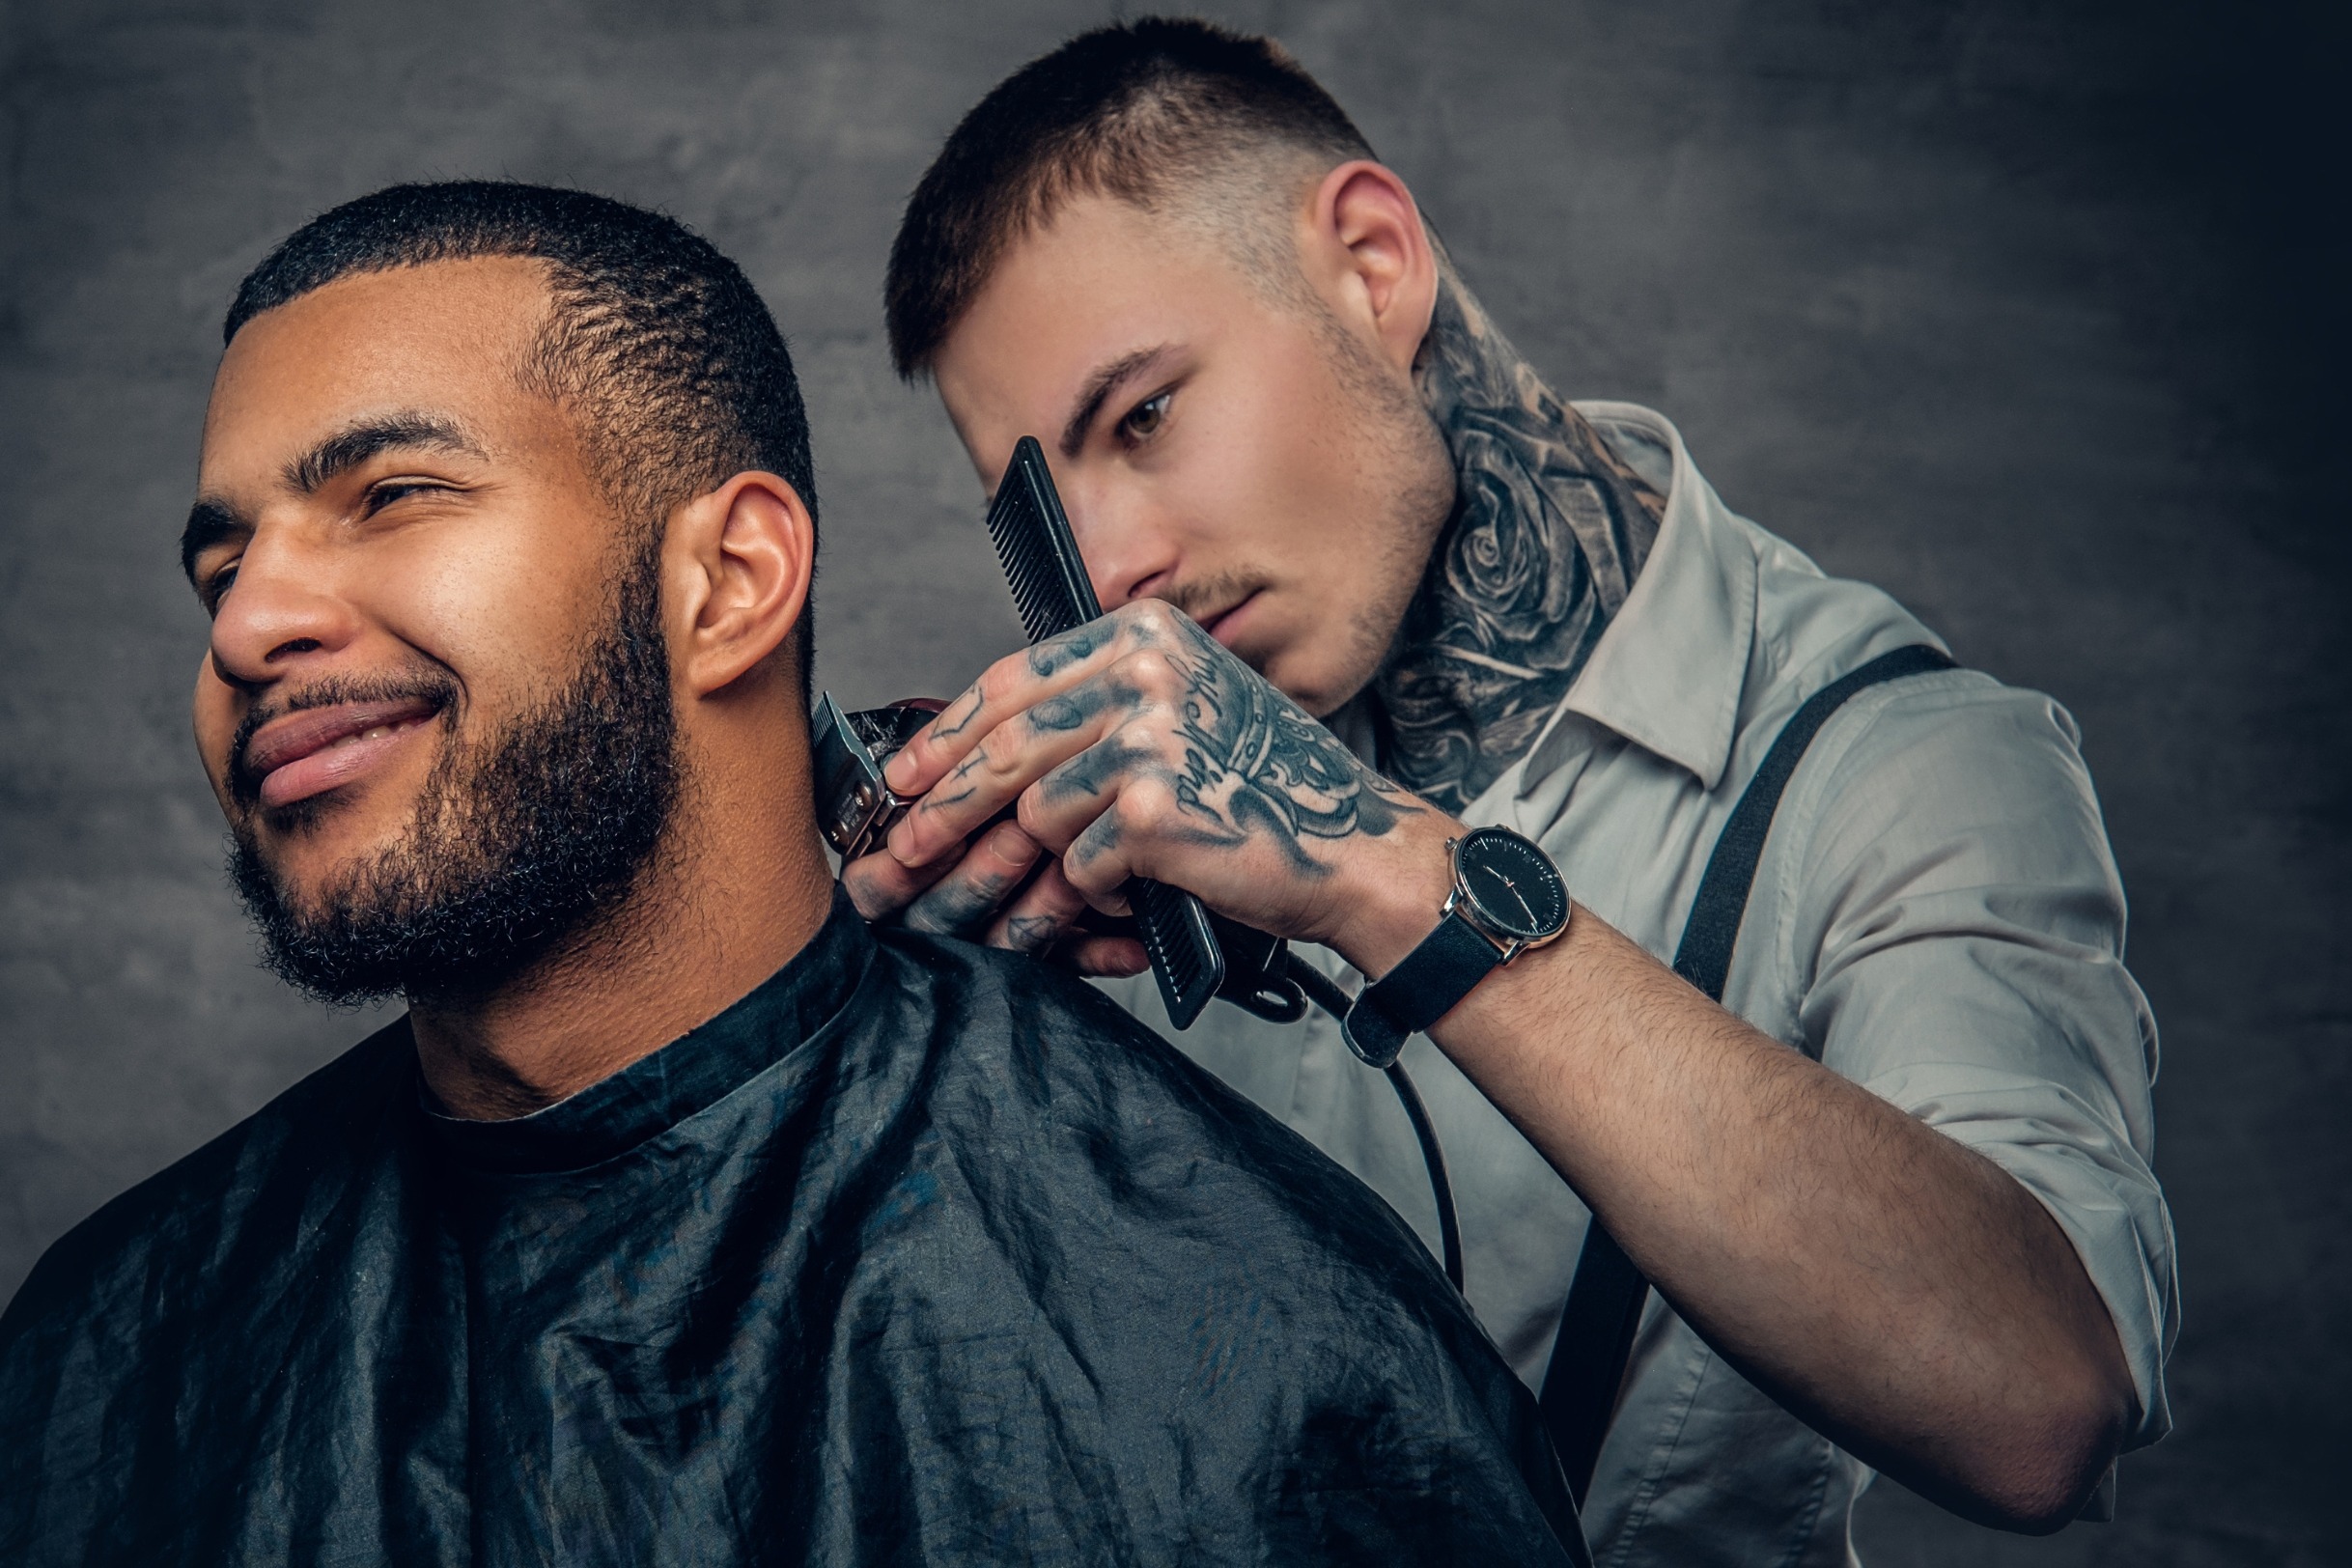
[1305,160,1438,378]
[664,471,814,700]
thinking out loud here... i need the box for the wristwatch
[1341,826,1571,1069]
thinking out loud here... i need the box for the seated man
[0,182,1580,1566]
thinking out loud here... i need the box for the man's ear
[1302,159,1438,378]
[663,471,815,701]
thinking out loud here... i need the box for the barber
[845,22,2174,1560]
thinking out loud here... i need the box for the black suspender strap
[1537,644,1957,1503]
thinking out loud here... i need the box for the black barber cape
[0,893,1582,1566]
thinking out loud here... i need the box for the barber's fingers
[841,842,957,920]
[980,856,1095,955]
[1034,772,1228,911]
[882,601,1193,798]
[900,822,1044,937]
[980,859,1146,974]
[1064,935,1150,977]
[886,668,1160,868]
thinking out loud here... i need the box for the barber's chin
[1265,645,1370,721]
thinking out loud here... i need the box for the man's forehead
[201,257,556,481]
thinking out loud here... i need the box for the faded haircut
[884,16,1376,379]
[225,181,818,696]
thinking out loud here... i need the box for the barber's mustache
[227,670,461,806]
[1161,572,1266,624]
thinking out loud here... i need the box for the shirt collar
[1514,402,1759,794]
[420,884,878,1174]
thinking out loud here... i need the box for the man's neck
[1374,262,1666,814]
[409,803,837,1121]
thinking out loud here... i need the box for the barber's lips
[240,697,442,810]
[1196,593,1260,649]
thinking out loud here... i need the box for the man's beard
[229,552,681,1007]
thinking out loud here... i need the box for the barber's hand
[842,810,1149,972]
[845,600,1448,968]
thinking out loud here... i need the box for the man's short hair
[226,182,818,693]
[884,17,1375,378]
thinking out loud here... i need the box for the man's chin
[242,790,356,843]
[237,808,412,911]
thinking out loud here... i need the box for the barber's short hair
[226,182,818,692]
[884,17,1375,378]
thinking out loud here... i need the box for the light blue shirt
[1102,403,2176,1566]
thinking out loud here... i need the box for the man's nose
[1064,478,1181,611]
[205,534,361,689]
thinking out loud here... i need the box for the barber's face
[188,258,664,983]
[932,195,1453,717]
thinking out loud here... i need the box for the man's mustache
[228,670,461,807]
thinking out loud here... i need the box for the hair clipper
[809,439,1306,1031]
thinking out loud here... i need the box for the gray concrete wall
[2,1,2342,1561]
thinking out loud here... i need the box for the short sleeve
[1781,675,2177,1447]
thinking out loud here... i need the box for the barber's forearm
[1332,843,2134,1529]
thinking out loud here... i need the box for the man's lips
[241,697,441,810]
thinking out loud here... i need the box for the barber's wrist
[1322,811,1464,979]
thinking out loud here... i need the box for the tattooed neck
[1372,262,1666,815]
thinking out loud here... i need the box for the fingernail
[883,751,916,791]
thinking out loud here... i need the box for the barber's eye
[1120,391,1172,442]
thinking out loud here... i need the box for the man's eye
[1120,391,1172,442]
[202,564,238,616]
[365,480,438,513]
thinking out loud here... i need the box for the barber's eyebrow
[282,412,487,495]
[180,497,249,585]
[1058,345,1176,460]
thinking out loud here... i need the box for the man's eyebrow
[283,412,487,495]
[1058,345,1176,460]
[180,498,249,585]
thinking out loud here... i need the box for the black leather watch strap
[1341,913,1503,1069]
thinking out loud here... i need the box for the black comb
[984,435,1226,1029]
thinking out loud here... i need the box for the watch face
[1458,828,1570,942]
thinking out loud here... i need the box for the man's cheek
[191,703,241,812]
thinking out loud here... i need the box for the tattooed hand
[840,600,1449,970]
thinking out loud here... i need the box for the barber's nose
[1064,483,1180,611]
[205,535,361,689]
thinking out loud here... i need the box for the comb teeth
[986,437,1100,643]
[989,517,1074,641]
[1134,882,1213,999]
